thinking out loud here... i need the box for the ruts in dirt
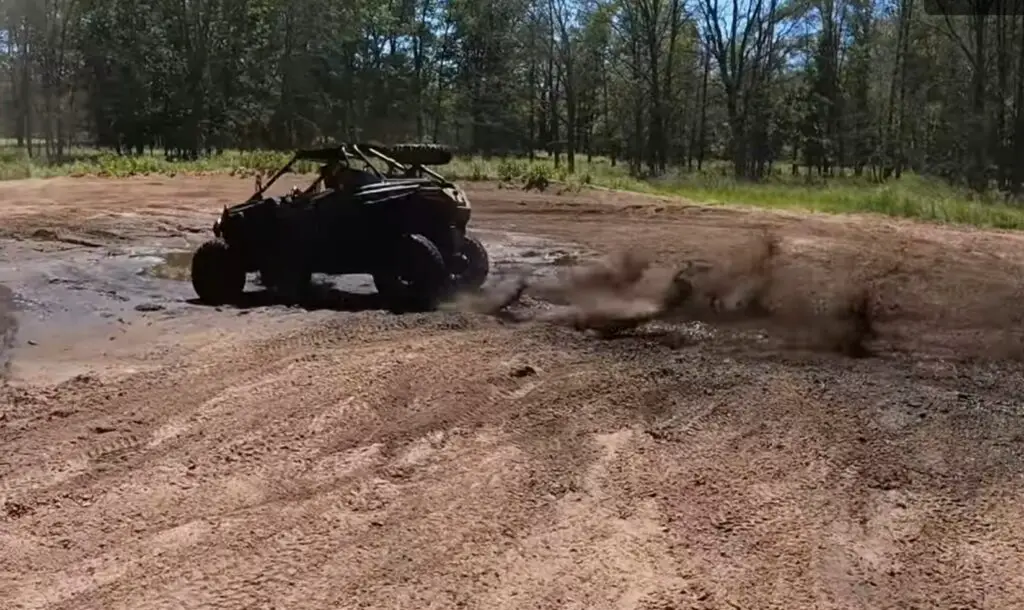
[2,175,1024,609]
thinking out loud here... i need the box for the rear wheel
[453,234,489,291]
[373,233,451,312]
[191,239,245,305]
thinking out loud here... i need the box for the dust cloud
[457,230,882,356]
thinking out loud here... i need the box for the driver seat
[325,166,379,192]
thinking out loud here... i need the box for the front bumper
[444,185,472,230]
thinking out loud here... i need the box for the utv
[189,143,490,311]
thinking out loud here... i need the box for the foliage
[1,0,1023,197]
[2,144,1021,229]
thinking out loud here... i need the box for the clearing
[2,175,1024,609]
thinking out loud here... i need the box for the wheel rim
[455,244,486,287]
[395,258,431,289]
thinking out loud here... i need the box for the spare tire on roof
[381,143,454,166]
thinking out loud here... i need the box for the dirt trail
[2,175,1024,609]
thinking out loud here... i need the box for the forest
[0,0,1022,197]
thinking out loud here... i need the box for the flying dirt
[460,230,881,357]
[3,176,1024,609]
[452,247,697,334]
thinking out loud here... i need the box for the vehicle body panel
[210,143,472,278]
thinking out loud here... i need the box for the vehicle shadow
[186,281,389,313]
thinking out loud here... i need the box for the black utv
[189,143,490,311]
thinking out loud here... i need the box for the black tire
[191,239,245,305]
[373,233,451,312]
[383,143,453,166]
[453,235,490,291]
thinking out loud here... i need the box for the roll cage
[249,143,452,201]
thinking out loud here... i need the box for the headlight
[443,186,470,208]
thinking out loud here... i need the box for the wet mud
[0,229,591,369]
[0,283,16,375]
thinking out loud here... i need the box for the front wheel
[373,233,451,312]
[191,239,246,305]
[453,234,490,291]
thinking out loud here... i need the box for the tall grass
[0,146,307,180]
[442,156,1024,229]
[2,144,1023,230]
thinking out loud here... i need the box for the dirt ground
[3,175,1024,609]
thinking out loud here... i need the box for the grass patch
[446,156,1024,230]
[0,146,312,180]
[656,172,1024,230]
[2,144,1023,230]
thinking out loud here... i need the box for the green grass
[0,146,309,180]
[3,144,1023,230]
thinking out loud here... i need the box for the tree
[0,0,1021,196]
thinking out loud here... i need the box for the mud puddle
[474,229,594,284]
[138,229,588,290]
[145,251,194,281]
[0,231,590,367]
[0,240,197,348]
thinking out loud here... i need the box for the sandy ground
[2,175,1024,609]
